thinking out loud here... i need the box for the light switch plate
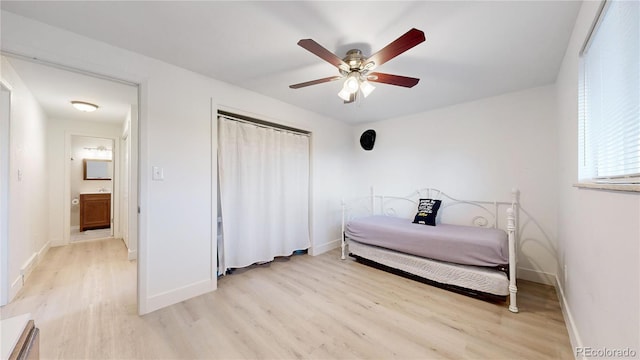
[152,166,164,181]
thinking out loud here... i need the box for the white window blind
[579,0,640,182]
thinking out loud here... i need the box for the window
[578,0,640,183]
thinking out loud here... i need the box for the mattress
[345,215,508,267]
[349,240,509,296]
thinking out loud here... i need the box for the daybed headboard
[342,187,520,230]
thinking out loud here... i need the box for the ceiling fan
[289,28,426,104]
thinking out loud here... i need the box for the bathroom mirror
[83,159,112,180]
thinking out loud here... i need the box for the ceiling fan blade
[289,76,343,89]
[368,72,420,88]
[365,28,425,69]
[297,39,349,71]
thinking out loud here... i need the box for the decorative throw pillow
[412,198,442,226]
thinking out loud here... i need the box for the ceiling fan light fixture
[344,74,360,94]
[360,80,375,98]
[71,101,99,112]
[338,88,352,101]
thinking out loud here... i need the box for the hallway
[0,239,141,358]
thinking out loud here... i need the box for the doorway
[69,135,115,242]
[0,54,140,306]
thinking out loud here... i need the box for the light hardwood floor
[1,238,573,359]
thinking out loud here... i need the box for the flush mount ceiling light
[289,28,426,104]
[71,101,99,112]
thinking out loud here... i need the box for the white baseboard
[20,253,37,280]
[128,249,137,261]
[27,241,51,283]
[310,238,340,256]
[10,241,51,302]
[9,275,22,301]
[555,275,583,360]
[50,238,65,247]
[143,279,215,315]
[38,240,51,261]
[516,266,556,286]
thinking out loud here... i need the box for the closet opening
[216,110,311,277]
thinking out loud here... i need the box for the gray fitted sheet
[345,215,508,267]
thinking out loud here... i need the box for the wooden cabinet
[80,193,111,231]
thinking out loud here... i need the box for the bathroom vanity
[79,193,111,231]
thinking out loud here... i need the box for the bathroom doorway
[69,135,115,242]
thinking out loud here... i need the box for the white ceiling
[5,56,137,124]
[1,1,581,124]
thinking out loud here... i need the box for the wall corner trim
[555,275,584,360]
[127,249,137,261]
[142,279,215,315]
[516,267,557,286]
[310,238,340,256]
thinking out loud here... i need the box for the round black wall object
[360,129,376,151]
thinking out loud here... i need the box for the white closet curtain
[218,116,310,273]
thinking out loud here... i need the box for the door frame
[0,54,141,310]
[118,104,139,260]
[0,80,12,306]
[65,134,118,244]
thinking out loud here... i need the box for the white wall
[350,85,559,284]
[47,118,122,246]
[1,10,352,313]
[555,0,640,353]
[1,57,50,302]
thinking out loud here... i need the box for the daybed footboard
[341,188,519,313]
